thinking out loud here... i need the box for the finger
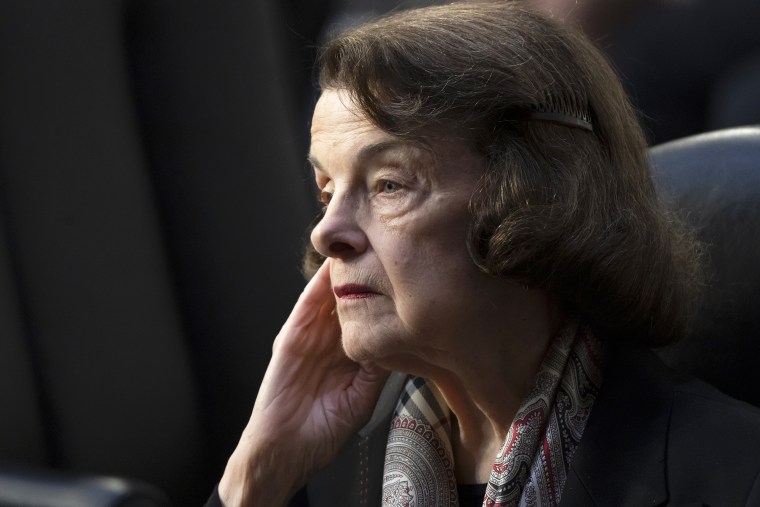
[301,258,333,305]
[283,259,335,329]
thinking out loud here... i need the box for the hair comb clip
[527,91,594,132]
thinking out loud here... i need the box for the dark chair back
[651,126,760,407]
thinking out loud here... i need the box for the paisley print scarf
[381,320,604,507]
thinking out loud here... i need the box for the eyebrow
[307,139,421,172]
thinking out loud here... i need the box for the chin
[340,326,428,377]
[340,332,380,363]
[339,322,397,365]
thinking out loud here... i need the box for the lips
[333,283,380,300]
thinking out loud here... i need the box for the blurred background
[0,0,758,504]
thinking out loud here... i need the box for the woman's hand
[218,259,390,507]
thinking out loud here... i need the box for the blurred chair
[0,0,316,504]
[651,126,760,407]
[0,466,170,507]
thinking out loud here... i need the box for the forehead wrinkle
[309,89,444,179]
[308,137,435,178]
[308,114,381,174]
[354,139,430,175]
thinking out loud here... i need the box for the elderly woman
[210,3,760,506]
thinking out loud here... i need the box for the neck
[374,285,564,483]
[428,291,563,484]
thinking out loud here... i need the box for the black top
[458,483,488,506]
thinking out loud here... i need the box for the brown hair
[305,2,703,345]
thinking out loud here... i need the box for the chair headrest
[651,126,760,406]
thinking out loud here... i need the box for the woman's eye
[380,180,402,193]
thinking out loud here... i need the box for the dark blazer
[297,345,760,507]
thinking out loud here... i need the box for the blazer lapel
[306,372,407,506]
[561,344,673,507]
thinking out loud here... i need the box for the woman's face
[309,89,513,368]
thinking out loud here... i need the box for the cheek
[379,209,474,287]
[395,227,472,276]
[386,245,473,324]
[373,194,476,300]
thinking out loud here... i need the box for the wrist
[218,443,299,507]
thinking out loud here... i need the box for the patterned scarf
[381,320,604,507]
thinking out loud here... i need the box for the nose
[310,193,368,259]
